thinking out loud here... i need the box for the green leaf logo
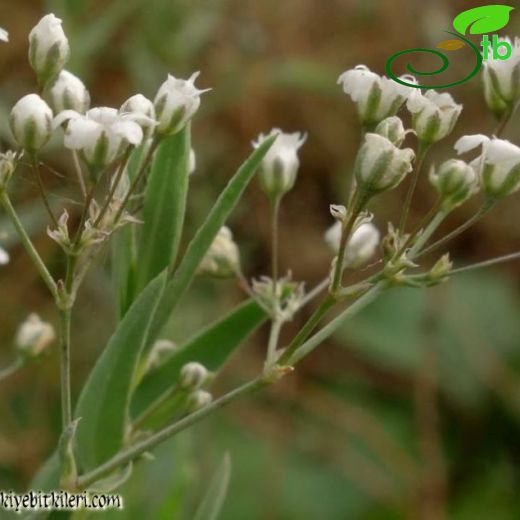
[453,5,514,35]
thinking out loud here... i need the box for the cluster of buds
[252,274,305,321]
[178,361,213,412]
[15,313,55,359]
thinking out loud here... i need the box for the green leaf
[149,134,276,340]
[194,453,232,520]
[453,5,514,35]
[132,299,266,417]
[137,126,191,291]
[75,271,167,471]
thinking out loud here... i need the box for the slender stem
[59,306,72,430]
[450,251,520,275]
[77,377,267,489]
[278,296,335,365]
[408,211,448,258]
[265,319,283,367]
[32,157,59,228]
[415,201,494,259]
[72,151,87,199]
[399,142,430,234]
[270,196,281,286]
[288,282,387,365]
[301,278,329,307]
[493,101,519,137]
[0,358,23,382]
[0,191,58,298]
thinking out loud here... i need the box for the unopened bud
[179,362,209,390]
[253,129,306,201]
[198,226,240,278]
[28,14,70,88]
[374,116,406,147]
[10,94,53,154]
[429,159,478,210]
[186,390,213,412]
[47,70,90,113]
[16,313,55,358]
[330,204,347,223]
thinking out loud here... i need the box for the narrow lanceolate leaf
[137,126,191,291]
[75,271,167,471]
[194,453,232,520]
[132,298,266,417]
[149,134,277,340]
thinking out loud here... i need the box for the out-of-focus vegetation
[1,0,520,518]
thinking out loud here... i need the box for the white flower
[455,134,520,197]
[482,36,520,115]
[429,159,478,210]
[253,128,306,200]
[10,94,53,153]
[16,313,55,358]
[325,221,380,268]
[0,27,9,42]
[47,70,90,114]
[54,107,145,169]
[354,133,415,193]
[28,14,70,87]
[0,246,9,265]
[154,72,209,135]
[198,226,240,278]
[179,362,209,390]
[338,65,416,128]
[407,90,462,144]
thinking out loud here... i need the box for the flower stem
[450,251,520,275]
[32,157,59,228]
[77,376,269,489]
[398,142,430,234]
[0,191,58,298]
[0,358,23,382]
[58,305,72,430]
[408,210,448,258]
[265,318,283,367]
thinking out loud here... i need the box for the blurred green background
[2,0,520,518]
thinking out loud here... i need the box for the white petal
[64,118,102,150]
[111,120,143,145]
[0,28,8,42]
[454,134,489,155]
[53,109,81,129]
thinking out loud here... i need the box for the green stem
[77,377,268,489]
[409,211,448,258]
[398,142,430,234]
[58,306,72,430]
[493,101,519,137]
[270,196,281,286]
[0,191,58,298]
[265,319,283,367]
[415,200,495,259]
[450,251,520,275]
[32,157,59,228]
[288,282,387,365]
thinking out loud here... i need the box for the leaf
[137,126,191,291]
[75,271,167,471]
[132,299,266,417]
[437,39,466,51]
[453,5,514,35]
[193,453,232,520]
[148,134,276,341]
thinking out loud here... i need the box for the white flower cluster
[8,13,208,174]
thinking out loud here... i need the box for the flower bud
[325,221,380,268]
[374,116,407,147]
[179,362,209,391]
[28,14,70,88]
[407,90,462,144]
[482,37,520,118]
[198,226,240,278]
[186,390,213,412]
[154,72,209,135]
[15,313,55,358]
[455,134,520,198]
[47,70,90,113]
[429,159,478,210]
[0,150,16,188]
[0,246,9,265]
[120,94,156,139]
[428,253,452,283]
[354,133,414,193]
[338,65,417,128]
[330,204,347,223]
[47,210,73,253]
[10,94,53,154]
[144,339,177,373]
[0,28,9,42]
[253,128,306,201]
